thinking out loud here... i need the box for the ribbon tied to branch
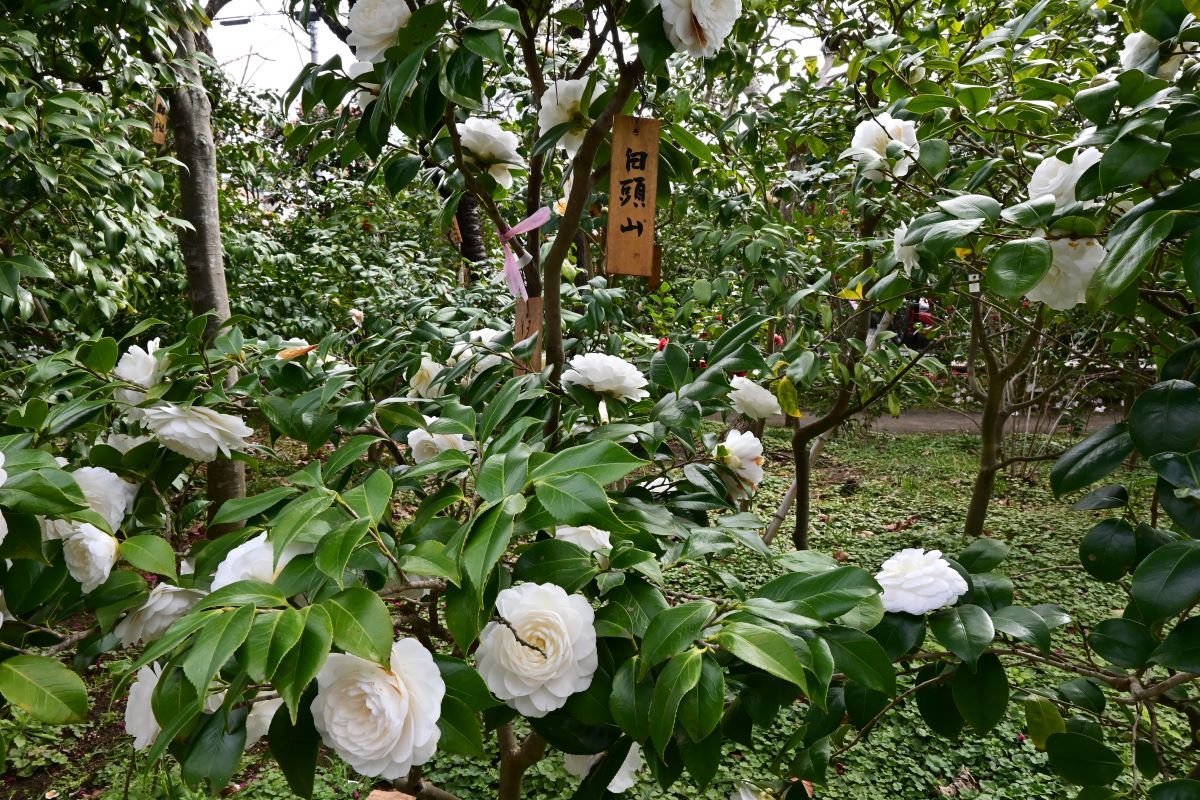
[498,206,552,301]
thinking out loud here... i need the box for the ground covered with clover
[2,431,1132,800]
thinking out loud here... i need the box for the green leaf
[717,621,811,691]
[529,440,647,486]
[1075,81,1119,124]
[210,486,298,526]
[1050,423,1134,496]
[1129,380,1200,457]
[195,580,290,610]
[462,503,514,597]
[514,539,598,593]
[182,605,255,697]
[438,696,485,756]
[929,605,995,667]
[0,655,88,723]
[314,518,372,586]
[649,649,703,756]
[1131,540,1200,620]
[956,538,1010,573]
[951,653,1008,734]
[677,654,724,742]
[869,612,926,659]
[1088,618,1157,669]
[469,3,521,30]
[611,657,654,741]
[181,706,248,790]
[1000,195,1057,228]
[244,609,305,682]
[1046,732,1123,786]
[1087,210,1175,306]
[322,588,393,665]
[119,535,177,579]
[270,489,336,560]
[668,123,712,162]
[1150,780,1200,800]
[273,605,334,722]
[1098,136,1170,192]
[341,470,393,522]
[915,665,963,738]
[1024,698,1066,750]
[640,601,716,672]
[268,684,321,799]
[1150,617,1200,672]
[534,473,631,532]
[755,566,880,620]
[82,337,119,372]
[937,194,1002,222]
[990,606,1052,653]
[986,238,1052,299]
[823,626,896,695]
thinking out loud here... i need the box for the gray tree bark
[168,27,245,527]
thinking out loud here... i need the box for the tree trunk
[453,192,487,283]
[964,374,1008,537]
[168,28,245,528]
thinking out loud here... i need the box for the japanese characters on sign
[152,95,168,146]
[606,115,661,277]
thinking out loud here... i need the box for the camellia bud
[773,333,784,347]
[657,337,669,351]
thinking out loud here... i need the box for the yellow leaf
[838,283,864,300]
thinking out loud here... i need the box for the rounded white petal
[874,548,968,615]
[554,525,612,555]
[113,338,163,389]
[1120,31,1161,73]
[245,697,284,747]
[310,639,445,779]
[560,353,649,401]
[713,430,765,499]
[409,356,445,398]
[660,0,741,57]
[728,376,781,420]
[126,663,163,751]
[1024,235,1106,310]
[140,403,253,462]
[460,118,525,178]
[64,523,119,593]
[1027,147,1102,212]
[893,223,920,273]
[475,583,598,718]
[564,743,643,793]
[115,583,207,647]
[347,0,413,63]
[539,79,592,156]
[211,532,312,590]
[65,466,139,533]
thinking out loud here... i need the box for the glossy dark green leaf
[181,605,254,698]
[268,684,320,799]
[1087,618,1157,669]
[1045,732,1123,786]
[322,587,393,665]
[991,605,1052,653]
[1130,540,1200,620]
[1087,210,1175,307]
[1150,617,1200,672]
[649,649,703,756]
[1079,518,1137,581]
[986,238,1052,299]
[1129,381,1200,457]
[869,612,926,659]
[823,626,895,696]
[915,664,962,738]
[1071,484,1129,510]
[930,604,994,667]
[639,600,715,672]
[1050,422,1134,496]
[718,622,811,692]
[956,538,1010,572]
[514,538,598,594]
[951,653,1008,734]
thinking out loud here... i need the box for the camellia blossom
[211,532,314,591]
[459,117,525,190]
[245,697,284,748]
[660,0,742,58]
[115,583,206,647]
[850,113,920,180]
[0,590,8,631]
[140,403,253,462]
[893,223,920,274]
[64,522,119,593]
[1120,31,1163,73]
[728,376,781,419]
[874,548,968,615]
[1027,148,1102,213]
[731,784,773,800]
[409,356,444,398]
[561,353,650,402]
[348,61,380,108]
[0,451,6,488]
[449,328,505,374]
[114,338,163,417]
[407,416,473,464]
[538,79,593,157]
[41,463,139,541]
[310,639,445,779]
[1025,235,1107,310]
[713,430,765,499]
[0,512,7,548]
[126,663,163,750]
[103,432,154,454]
[349,307,365,328]
[564,742,643,793]
[347,0,412,63]
[555,525,612,557]
[475,582,598,717]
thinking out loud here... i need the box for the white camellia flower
[348,61,381,107]
[893,223,920,274]
[561,353,650,402]
[347,0,412,63]
[0,512,7,548]
[1027,147,1102,213]
[563,742,643,793]
[476,582,598,717]
[538,79,593,157]
[555,525,612,556]
[1120,31,1161,73]
[126,663,163,750]
[64,523,119,593]
[42,465,139,541]
[0,450,6,488]
[1025,235,1107,311]
[140,403,253,462]
[349,307,365,328]
[731,783,772,800]
[211,532,314,591]
[114,339,163,421]
[450,328,506,374]
[459,117,525,189]
[713,430,765,499]
[114,583,207,647]
[0,590,8,631]
[728,376,781,420]
[851,113,920,180]
[407,416,472,464]
[409,355,445,398]
[103,432,154,454]
[245,697,284,748]
[311,638,445,779]
[660,0,741,58]
[875,548,968,615]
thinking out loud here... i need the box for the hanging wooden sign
[605,115,661,277]
[514,296,543,374]
[151,95,169,146]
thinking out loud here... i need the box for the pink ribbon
[499,206,552,301]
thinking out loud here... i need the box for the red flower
[658,337,669,351]
[773,334,784,347]
[699,359,707,368]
